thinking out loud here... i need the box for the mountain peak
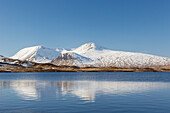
[72,42,105,54]
[11,45,61,63]
[80,42,96,50]
[83,42,95,46]
[84,42,106,50]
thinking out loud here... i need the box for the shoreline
[1,61,170,72]
[0,67,169,72]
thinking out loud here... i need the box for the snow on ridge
[11,46,61,63]
[91,51,170,68]
[71,42,106,54]
[65,43,170,68]
[11,46,41,61]
[10,42,170,67]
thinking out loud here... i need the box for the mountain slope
[51,52,93,67]
[70,42,105,54]
[11,43,170,68]
[63,42,170,68]
[11,46,61,63]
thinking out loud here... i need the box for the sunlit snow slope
[11,43,170,68]
[11,46,61,63]
[68,43,170,68]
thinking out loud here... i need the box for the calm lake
[0,72,170,113]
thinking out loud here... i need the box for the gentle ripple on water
[0,72,170,113]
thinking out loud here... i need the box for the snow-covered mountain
[54,42,170,68]
[11,43,170,68]
[11,46,61,63]
[70,42,106,54]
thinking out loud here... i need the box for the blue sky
[0,0,170,57]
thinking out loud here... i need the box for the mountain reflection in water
[0,80,170,102]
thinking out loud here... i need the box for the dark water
[0,72,170,113]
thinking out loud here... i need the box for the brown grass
[1,63,168,72]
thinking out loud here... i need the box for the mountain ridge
[11,42,170,68]
[11,46,61,63]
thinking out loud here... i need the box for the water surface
[0,72,170,113]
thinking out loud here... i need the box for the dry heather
[153,65,170,72]
[0,63,160,72]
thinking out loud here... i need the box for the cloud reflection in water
[0,80,170,102]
